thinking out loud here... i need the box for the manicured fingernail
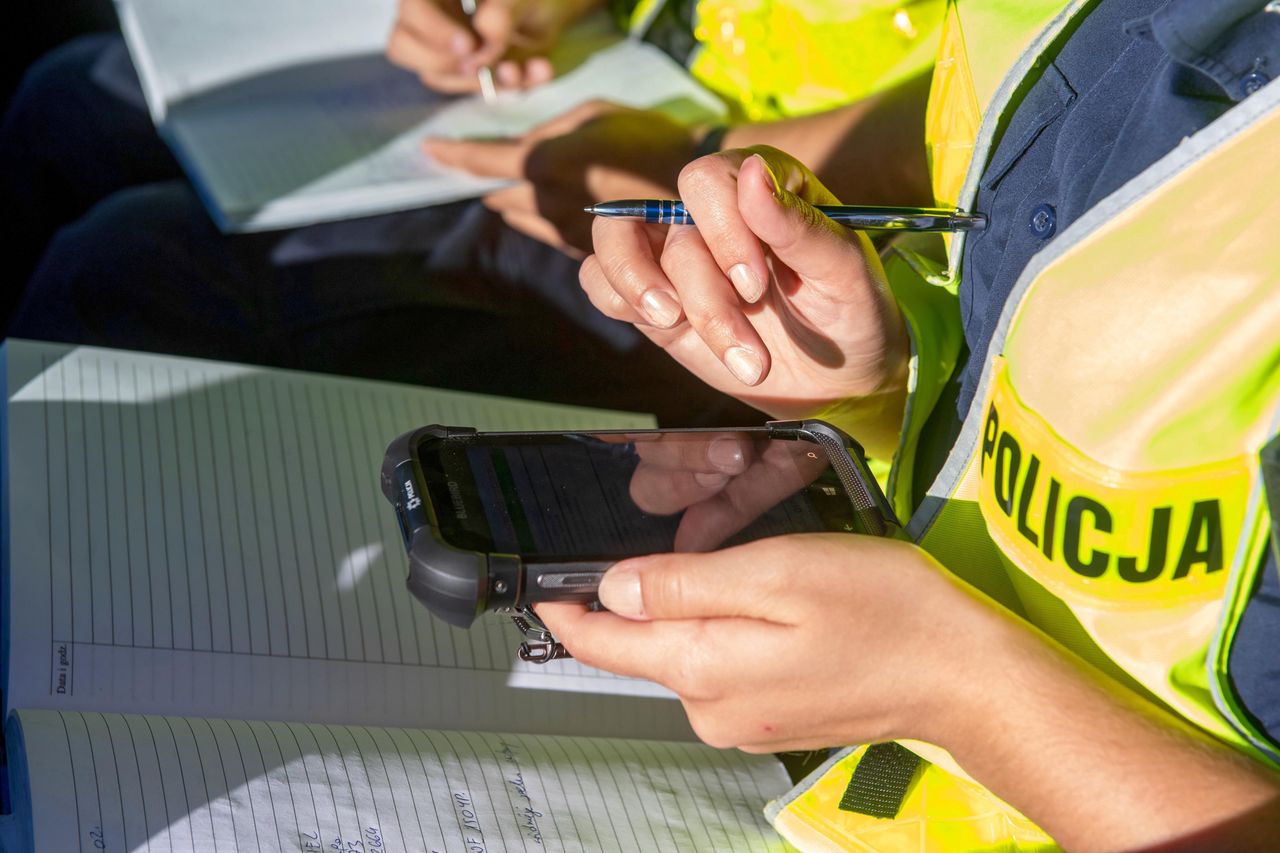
[728,263,765,303]
[641,289,682,327]
[724,346,763,385]
[694,471,730,488]
[599,566,645,619]
[752,153,781,197]
[707,437,747,473]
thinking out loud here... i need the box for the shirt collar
[1125,0,1279,101]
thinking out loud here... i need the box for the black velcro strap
[838,742,922,819]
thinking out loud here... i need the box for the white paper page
[16,710,793,852]
[116,0,400,116]
[4,341,690,741]
[162,36,724,231]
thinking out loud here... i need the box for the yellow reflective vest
[617,0,945,120]
[771,1,1280,848]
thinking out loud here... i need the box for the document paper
[15,709,792,852]
[3,341,689,739]
[115,0,726,230]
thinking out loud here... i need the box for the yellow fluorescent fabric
[987,91,1280,754]
[925,0,1070,208]
[770,746,1058,852]
[1000,109,1280,472]
[978,358,1249,609]
[687,0,945,121]
[924,1,979,210]
[773,0,1280,848]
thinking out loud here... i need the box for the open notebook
[0,341,791,850]
[115,0,726,232]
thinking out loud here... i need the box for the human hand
[387,0,597,94]
[580,148,911,459]
[425,101,697,255]
[536,533,1013,752]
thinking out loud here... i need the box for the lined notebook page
[15,710,792,852]
[4,341,690,739]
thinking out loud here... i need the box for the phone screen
[416,430,873,559]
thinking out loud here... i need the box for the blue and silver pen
[584,199,986,232]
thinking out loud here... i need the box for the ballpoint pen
[460,0,498,104]
[584,199,987,232]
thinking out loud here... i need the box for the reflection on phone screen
[424,432,864,558]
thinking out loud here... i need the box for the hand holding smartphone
[380,420,897,660]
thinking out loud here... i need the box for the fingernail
[707,437,747,473]
[450,33,471,55]
[641,289,682,327]
[724,346,763,385]
[752,153,781,198]
[694,471,730,488]
[598,566,645,619]
[728,263,765,303]
[497,61,520,87]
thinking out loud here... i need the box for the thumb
[737,153,874,289]
[598,549,786,622]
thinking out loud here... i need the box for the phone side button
[536,572,603,591]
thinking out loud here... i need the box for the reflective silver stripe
[940,0,1093,285]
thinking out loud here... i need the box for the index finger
[588,216,685,329]
[395,0,473,54]
[677,150,771,303]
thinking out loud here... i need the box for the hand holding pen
[387,0,586,97]
[579,147,914,460]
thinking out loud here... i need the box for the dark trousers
[3,35,758,425]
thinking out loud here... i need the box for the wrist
[803,311,912,462]
[905,581,1046,753]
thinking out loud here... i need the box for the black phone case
[381,421,897,631]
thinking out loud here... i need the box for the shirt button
[1028,203,1057,239]
[1241,70,1270,97]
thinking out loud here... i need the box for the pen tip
[582,205,594,213]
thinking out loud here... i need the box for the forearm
[720,72,933,206]
[938,613,1280,849]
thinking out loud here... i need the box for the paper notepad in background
[0,340,795,851]
[115,0,726,232]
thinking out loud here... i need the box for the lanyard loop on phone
[509,607,572,663]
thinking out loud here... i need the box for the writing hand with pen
[386,0,599,95]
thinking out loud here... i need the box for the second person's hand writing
[387,0,599,94]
